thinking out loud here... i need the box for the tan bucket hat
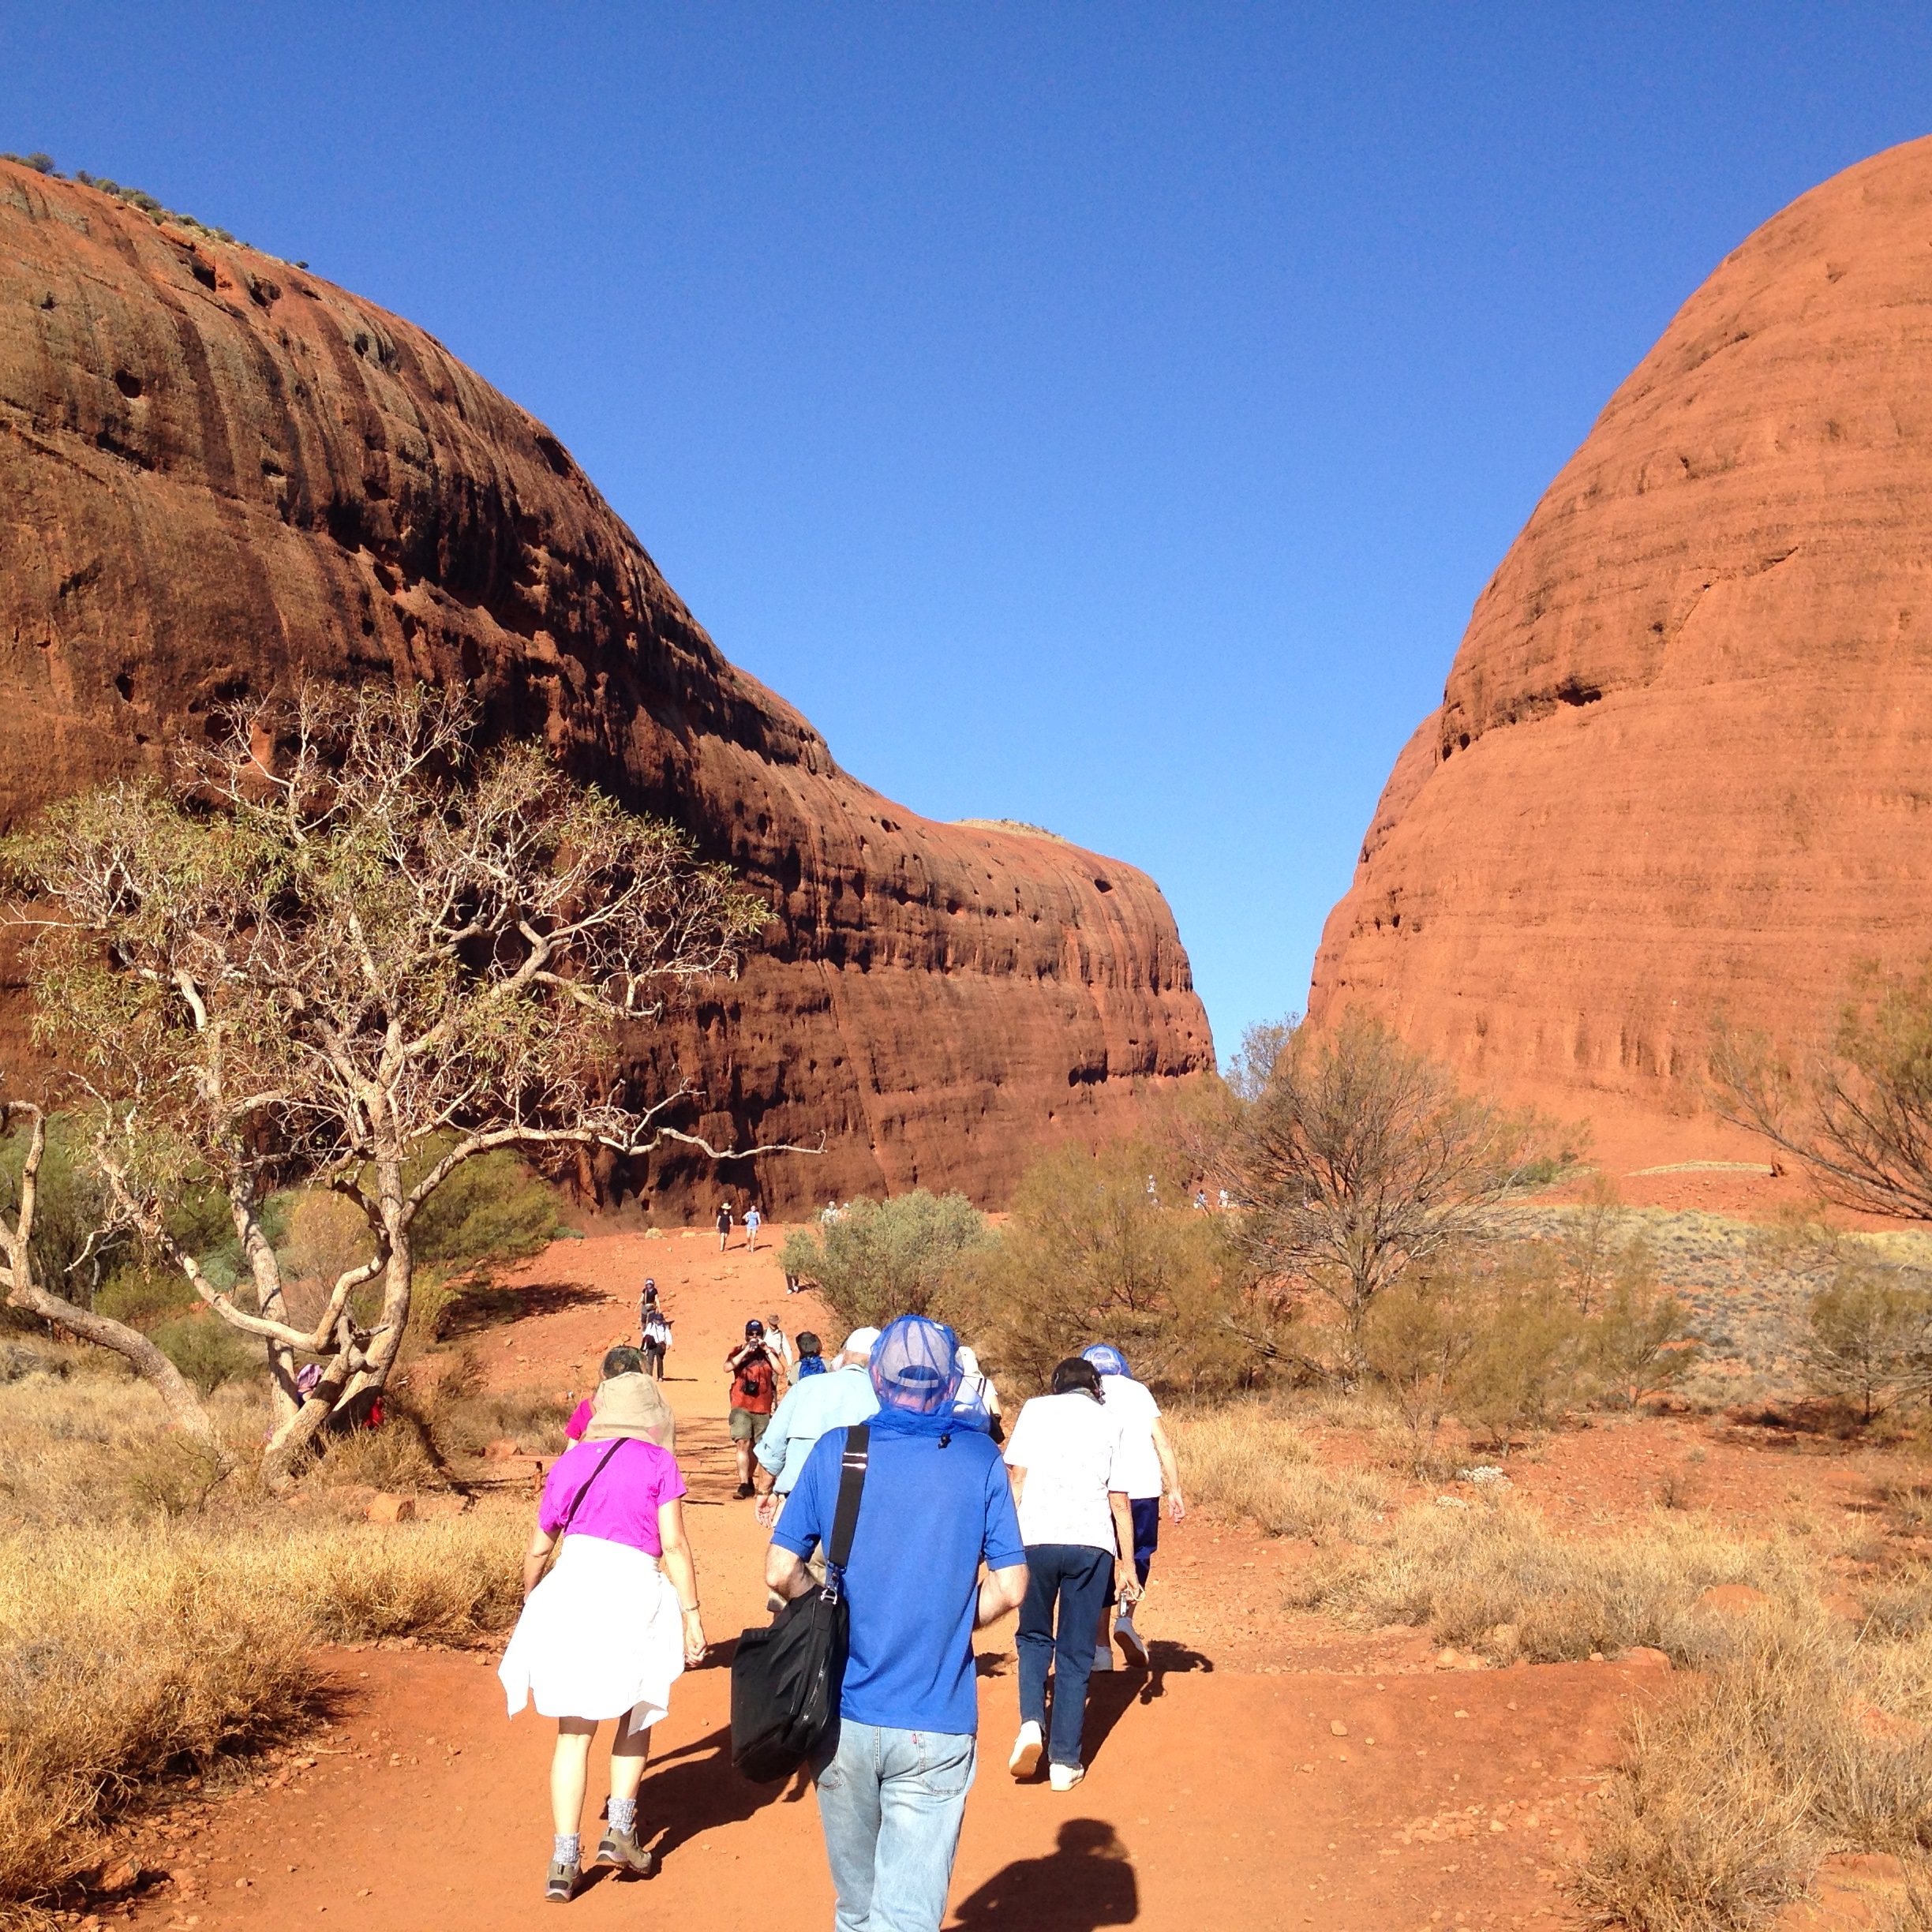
[584,1371,676,1453]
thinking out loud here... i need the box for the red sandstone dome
[0,161,1212,1209]
[1311,135,1932,1159]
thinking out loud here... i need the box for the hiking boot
[734,1481,754,1500]
[545,1859,580,1904]
[1049,1762,1085,1792]
[594,1825,654,1877]
[1114,1612,1149,1668]
[1008,1720,1043,1780]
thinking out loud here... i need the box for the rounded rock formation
[1312,136,1932,1158]
[0,161,1212,1209]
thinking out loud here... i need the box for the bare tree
[1711,964,1932,1221]
[0,1096,223,1447]
[1211,1013,1537,1377]
[3,680,805,1482]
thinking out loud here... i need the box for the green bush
[94,1263,199,1331]
[406,1147,561,1272]
[781,1191,991,1331]
[150,1312,260,1395]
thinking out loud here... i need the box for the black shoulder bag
[729,1422,870,1783]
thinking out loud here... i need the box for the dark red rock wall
[0,163,1212,1212]
[1311,136,1932,1160]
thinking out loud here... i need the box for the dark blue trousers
[1015,1543,1113,1769]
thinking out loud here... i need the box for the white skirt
[498,1534,685,1728]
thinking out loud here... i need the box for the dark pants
[1130,1497,1161,1587]
[1016,1544,1113,1769]
[640,1342,665,1379]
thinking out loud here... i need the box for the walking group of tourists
[497,1241,1184,1926]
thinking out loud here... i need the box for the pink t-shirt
[539,1437,686,1557]
[564,1398,593,1442]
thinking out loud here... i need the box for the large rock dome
[1311,136,1932,1155]
[0,160,1212,1210]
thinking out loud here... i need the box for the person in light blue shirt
[751,1326,883,1524]
[766,1315,1028,1932]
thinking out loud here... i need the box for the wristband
[680,1602,702,1613]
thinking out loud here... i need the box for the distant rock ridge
[0,160,1212,1210]
[1311,135,1932,1158]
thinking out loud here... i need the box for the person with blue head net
[766,1315,1029,1932]
[1078,1344,1186,1670]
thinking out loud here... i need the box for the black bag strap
[823,1424,871,1597]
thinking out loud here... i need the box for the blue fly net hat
[869,1314,964,1435]
[1082,1343,1131,1380]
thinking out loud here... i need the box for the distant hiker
[716,1202,734,1252]
[1003,1356,1138,1792]
[744,1204,762,1251]
[639,1283,673,1381]
[752,1325,882,1532]
[952,1344,1005,1444]
[1193,1188,1208,1211]
[565,1347,663,1444]
[726,1319,782,1498]
[1217,1188,1230,1211]
[1080,1343,1185,1668]
[762,1314,797,1378]
[793,1330,828,1376]
[499,1365,704,1902]
[766,1316,1028,1932]
[1144,1174,1158,1206]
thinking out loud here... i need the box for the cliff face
[1311,136,1932,1155]
[0,162,1212,1210]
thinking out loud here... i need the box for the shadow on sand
[949,1820,1139,1927]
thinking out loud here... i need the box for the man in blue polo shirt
[766,1315,1028,1932]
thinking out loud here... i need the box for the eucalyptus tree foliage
[3,680,787,1478]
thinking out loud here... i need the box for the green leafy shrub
[406,1147,561,1271]
[781,1190,991,1331]
[150,1312,259,1394]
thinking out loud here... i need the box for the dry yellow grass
[0,1511,524,1912]
[1170,1402,1390,1541]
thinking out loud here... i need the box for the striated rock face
[0,163,1211,1210]
[1312,136,1932,1156]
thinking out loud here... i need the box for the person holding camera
[725,1318,784,1499]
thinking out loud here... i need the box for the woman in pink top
[499,1366,702,1902]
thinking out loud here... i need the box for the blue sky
[6,5,1930,1060]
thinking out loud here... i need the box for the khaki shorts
[729,1407,772,1444]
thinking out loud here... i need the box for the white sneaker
[1114,1613,1149,1668]
[1008,1720,1043,1780]
[1090,1645,1115,1672]
[1049,1762,1085,1792]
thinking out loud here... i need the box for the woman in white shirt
[1002,1357,1140,1791]
[1082,1343,1186,1667]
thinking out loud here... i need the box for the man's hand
[1114,1560,1143,1605]
[1168,1491,1187,1523]
[755,1492,780,1529]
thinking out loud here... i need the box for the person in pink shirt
[500,1362,695,1900]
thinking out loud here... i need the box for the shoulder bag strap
[560,1438,628,1533]
[825,1423,871,1585]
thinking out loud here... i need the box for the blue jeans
[812,1719,977,1932]
[1015,1543,1113,1769]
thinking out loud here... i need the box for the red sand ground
[101,1221,1918,1932]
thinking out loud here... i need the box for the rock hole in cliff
[352,331,370,357]
[189,260,215,291]
[113,369,142,399]
[1555,680,1602,708]
[533,433,572,478]
[114,672,133,702]
[1092,877,1113,893]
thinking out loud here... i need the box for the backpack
[730,1425,870,1781]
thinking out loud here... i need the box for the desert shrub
[0,1511,524,1908]
[780,1190,991,1331]
[406,1147,561,1273]
[1799,1263,1932,1422]
[0,1111,130,1320]
[1579,1616,1932,1930]
[93,1260,198,1330]
[150,1309,260,1394]
[120,1434,230,1516]
[955,1140,1253,1395]
[425,1357,572,1458]
[313,1413,448,1492]
[1169,1402,1387,1541]
[1291,1498,1818,1662]
[1586,1255,1698,1409]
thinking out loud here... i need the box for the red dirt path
[123,1226,1678,1932]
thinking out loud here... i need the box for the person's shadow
[949,1820,1138,1928]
